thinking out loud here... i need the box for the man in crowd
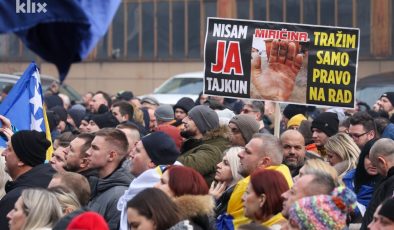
[228,114,259,147]
[63,133,97,182]
[88,91,112,114]
[281,171,336,218]
[376,92,394,119]
[349,111,377,149]
[86,128,133,229]
[361,138,394,229]
[224,134,293,228]
[178,105,228,185]
[0,130,54,229]
[173,97,195,127]
[280,130,307,177]
[118,131,180,230]
[311,112,339,158]
[241,100,271,133]
[111,101,146,136]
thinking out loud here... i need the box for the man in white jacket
[117,131,181,230]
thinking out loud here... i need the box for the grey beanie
[154,105,174,122]
[229,114,259,143]
[188,105,219,134]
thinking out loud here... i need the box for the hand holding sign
[251,39,304,101]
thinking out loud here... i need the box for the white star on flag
[29,69,44,131]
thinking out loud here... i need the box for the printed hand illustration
[251,39,303,101]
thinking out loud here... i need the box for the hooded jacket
[178,126,229,185]
[170,195,216,230]
[88,166,133,230]
[361,167,394,229]
[0,164,55,230]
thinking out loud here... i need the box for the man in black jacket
[0,130,55,230]
[361,138,394,229]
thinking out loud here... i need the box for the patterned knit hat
[288,186,357,230]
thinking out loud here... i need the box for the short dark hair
[95,91,112,108]
[76,133,95,158]
[349,111,376,132]
[55,131,77,148]
[127,188,180,229]
[112,101,134,119]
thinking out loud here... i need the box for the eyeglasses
[348,131,369,139]
[241,109,259,114]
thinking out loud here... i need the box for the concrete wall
[0,60,394,96]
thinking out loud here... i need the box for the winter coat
[219,164,293,229]
[178,127,229,185]
[382,123,394,140]
[343,169,375,221]
[361,167,394,229]
[169,195,216,230]
[88,167,133,230]
[0,164,55,230]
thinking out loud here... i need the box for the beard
[180,129,196,139]
[63,163,80,172]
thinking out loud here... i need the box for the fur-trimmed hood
[202,125,229,141]
[174,195,215,220]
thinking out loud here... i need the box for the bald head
[280,130,306,170]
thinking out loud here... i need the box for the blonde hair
[325,133,360,176]
[49,187,81,215]
[21,188,63,230]
[302,159,340,185]
[0,154,11,199]
[224,147,244,184]
[132,103,145,127]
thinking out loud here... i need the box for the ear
[17,160,25,167]
[108,150,117,162]
[80,157,89,169]
[261,157,271,167]
[259,194,266,208]
[148,160,156,169]
[378,156,387,169]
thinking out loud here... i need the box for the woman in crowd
[209,147,243,217]
[126,188,180,230]
[324,133,360,178]
[287,186,357,230]
[297,158,340,185]
[155,165,215,229]
[49,187,81,216]
[342,139,384,222]
[7,188,62,230]
[242,169,289,229]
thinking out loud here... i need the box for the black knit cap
[380,92,394,105]
[378,198,394,222]
[311,112,339,137]
[11,130,51,167]
[283,104,307,119]
[174,97,195,113]
[141,131,180,165]
[90,112,119,128]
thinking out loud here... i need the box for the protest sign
[204,17,360,108]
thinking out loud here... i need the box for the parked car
[356,72,394,108]
[140,71,204,105]
[0,73,82,104]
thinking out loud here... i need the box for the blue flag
[0,0,121,82]
[0,62,47,144]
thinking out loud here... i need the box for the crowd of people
[0,87,394,230]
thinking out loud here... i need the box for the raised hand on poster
[251,39,303,101]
